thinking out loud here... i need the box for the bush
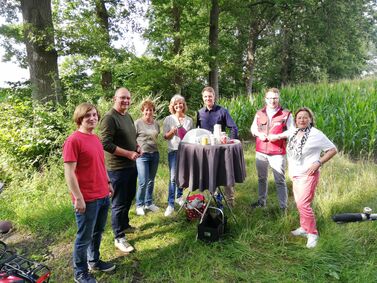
[0,96,70,171]
[0,89,170,178]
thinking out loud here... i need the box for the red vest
[255,106,291,155]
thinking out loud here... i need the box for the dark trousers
[108,167,137,239]
[73,196,110,277]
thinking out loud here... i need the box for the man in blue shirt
[196,86,238,207]
[197,86,238,139]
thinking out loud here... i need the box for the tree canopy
[0,0,376,102]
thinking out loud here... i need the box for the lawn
[1,143,377,282]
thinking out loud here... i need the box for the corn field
[220,78,377,159]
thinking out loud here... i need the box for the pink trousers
[292,172,320,235]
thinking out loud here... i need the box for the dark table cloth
[176,141,246,193]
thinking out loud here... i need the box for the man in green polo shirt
[100,88,141,253]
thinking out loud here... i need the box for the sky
[0,14,29,87]
[0,53,29,87]
[0,34,147,88]
[0,2,148,88]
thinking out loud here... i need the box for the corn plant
[282,78,377,158]
[220,77,377,158]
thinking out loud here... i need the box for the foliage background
[0,1,377,281]
[1,0,376,101]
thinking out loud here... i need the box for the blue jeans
[168,150,183,207]
[108,167,137,239]
[73,196,110,277]
[136,152,160,207]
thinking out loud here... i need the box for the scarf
[287,126,311,160]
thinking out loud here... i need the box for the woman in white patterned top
[162,95,194,216]
[269,107,337,248]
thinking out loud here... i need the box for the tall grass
[1,78,377,281]
[222,78,377,158]
[1,143,377,282]
[219,95,257,139]
[282,79,377,158]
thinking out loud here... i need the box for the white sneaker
[164,206,174,217]
[175,196,185,206]
[136,206,145,216]
[145,204,160,212]
[114,237,134,253]
[291,227,308,237]
[306,234,319,248]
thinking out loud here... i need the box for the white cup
[214,124,221,139]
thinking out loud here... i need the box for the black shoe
[74,272,97,283]
[88,260,116,272]
[250,201,265,209]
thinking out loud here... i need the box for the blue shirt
[196,104,238,139]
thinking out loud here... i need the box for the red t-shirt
[63,131,109,202]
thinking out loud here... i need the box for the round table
[176,141,246,193]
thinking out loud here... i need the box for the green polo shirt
[99,108,137,170]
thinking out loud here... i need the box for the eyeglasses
[117,96,130,100]
[266,97,279,100]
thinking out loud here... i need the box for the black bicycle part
[332,213,377,223]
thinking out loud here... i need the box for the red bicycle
[0,241,50,283]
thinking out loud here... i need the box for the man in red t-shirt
[63,103,114,283]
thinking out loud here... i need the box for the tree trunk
[20,0,62,103]
[172,1,182,94]
[208,0,219,97]
[245,27,257,96]
[95,0,113,91]
[280,25,292,86]
[244,4,279,95]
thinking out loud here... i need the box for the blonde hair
[73,103,99,127]
[168,94,187,114]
